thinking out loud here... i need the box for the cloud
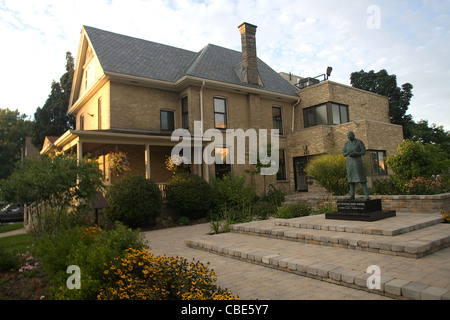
[0,0,449,130]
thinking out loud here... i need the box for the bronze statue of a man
[343,131,370,200]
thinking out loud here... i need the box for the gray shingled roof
[84,26,298,97]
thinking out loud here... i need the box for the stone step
[229,214,450,259]
[275,213,443,236]
[185,230,450,300]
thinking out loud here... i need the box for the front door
[294,157,308,192]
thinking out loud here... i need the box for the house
[280,73,404,192]
[41,22,403,195]
[21,137,40,159]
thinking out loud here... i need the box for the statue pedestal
[325,199,396,222]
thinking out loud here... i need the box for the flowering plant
[97,248,238,300]
[165,154,190,175]
[404,176,445,195]
[108,151,131,176]
[17,250,40,275]
[442,211,450,223]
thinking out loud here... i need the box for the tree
[350,69,450,155]
[386,140,450,181]
[32,52,76,148]
[408,120,450,155]
[0,108,32,179]
[350,69,414,137]
[0,154,104,236]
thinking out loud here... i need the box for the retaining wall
[284,193,450,214]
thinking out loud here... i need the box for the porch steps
[185,213,450,299]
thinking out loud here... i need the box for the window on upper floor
[303,102,349,128]
[80,114,85,131]
[181,96,189,129]
[331,103,349,125]
[214,97,227,129]
[272,106,283,135]
[160,110,175,131]
[84,60,95,91]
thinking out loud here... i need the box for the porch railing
[157,183,167,199]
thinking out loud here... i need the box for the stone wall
[284,193,450,215]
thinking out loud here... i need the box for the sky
[1,0,449,130]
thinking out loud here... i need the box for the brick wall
[109,82,181,131]
[296,81,390,127]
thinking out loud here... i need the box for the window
[331,103,348,125]
[304,104,327,127]
[369,150,387,175]
[214,97,227,129]
[272,106,283,134]
[80,114,84,130]
[181,96,189,129]
[84,60,95,90]
[160,110,174,131]
[214,147,231,179]
[98,98,102,130]
[277,149,286,180]
[303,102,349,128]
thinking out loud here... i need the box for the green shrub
[386,140,450,181]
[0,249,19,272]
[403,176,447,195]
[165,173,214,219]
[369,177,401,195]
[177,216,190,226]
[33,222,147,300]
[305,153,348,196]
[251,200,277,220]
[211,173,256,211]
[276,202,311,219]
[105,175,162,228]
[262,184,286,208]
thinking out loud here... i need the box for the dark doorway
[293,157,309,192]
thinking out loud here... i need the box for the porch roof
[41,129,206,155]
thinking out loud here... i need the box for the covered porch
[41,129,210,194]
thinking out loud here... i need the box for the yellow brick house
[41,22,403,195]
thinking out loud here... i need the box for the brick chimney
[238,22,260,85]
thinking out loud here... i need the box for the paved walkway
[1,225,384,300]
[4,215,448,300]
[143,222,391,300]
[0,228,27,238]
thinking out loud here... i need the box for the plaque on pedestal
[325,199,395,222]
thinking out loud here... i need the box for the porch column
[77,140,83,163]
[145,144,151,179]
